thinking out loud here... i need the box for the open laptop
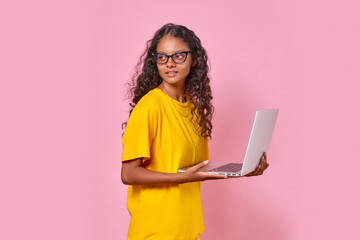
[178,109,279,176]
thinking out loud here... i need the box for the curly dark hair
[125,23,214,138]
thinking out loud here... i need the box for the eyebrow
[156,50,190,55]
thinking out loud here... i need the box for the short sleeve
[122,106,157,162]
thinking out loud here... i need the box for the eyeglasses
[153,51,193,64]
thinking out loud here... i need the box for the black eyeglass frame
[153,51,193,64]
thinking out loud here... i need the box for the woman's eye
[157,55,167,62]
[174,54,184,59]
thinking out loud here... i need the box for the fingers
[186,161,229,181]
[195,161,228,180]
[244,153,269,177]
[258,152,269,175]
[255,162,263,175]
[191,160,209,171]
[202,172,228,179]
[185,161,219,180]
[255,155,265,175]
[259,155,267,175]
[262,152,269,171]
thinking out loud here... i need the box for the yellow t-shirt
[122,88,209,240]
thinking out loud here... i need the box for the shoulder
[124,89,165,137]
[129,88,166,120]
[134,88,165,112]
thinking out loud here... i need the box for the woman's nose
[166,57,176,67]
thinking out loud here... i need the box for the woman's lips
[166,71,178,77]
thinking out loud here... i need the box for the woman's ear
[191,53,197,67]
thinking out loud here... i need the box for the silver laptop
[178,109,279,176]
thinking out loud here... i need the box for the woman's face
[156,34,195,89]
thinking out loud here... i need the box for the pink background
[1,0,359,239]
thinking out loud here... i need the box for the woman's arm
[121,152,269,185]
[121,158,228,185]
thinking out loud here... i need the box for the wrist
[172,172,187,184]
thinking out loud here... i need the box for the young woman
[121,23,269,240]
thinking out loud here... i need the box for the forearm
[121,158,188,185]
[121,158,227,185]
[121,165,186,185]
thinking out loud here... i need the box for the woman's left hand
[244,152,269,177]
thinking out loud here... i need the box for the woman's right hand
[121,158,227,185]
[181,160,228,183]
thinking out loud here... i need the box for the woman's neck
[158,83,186,103]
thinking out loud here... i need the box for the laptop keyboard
[209,163,243,172]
